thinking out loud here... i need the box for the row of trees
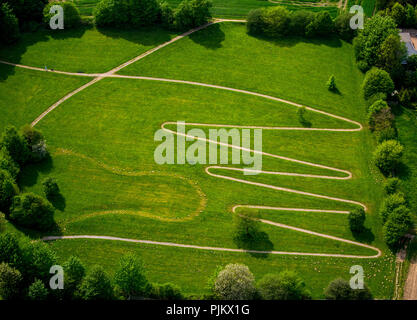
[0,125,57,231]
[94,0,212,31]
[247,7,356,40]
[207,263,372,300]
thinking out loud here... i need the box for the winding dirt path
[2,20,381,258]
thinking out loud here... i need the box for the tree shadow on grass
[189,23,225,49]
[397,162,411,181]
[17,153,54,189]
[10,219,62,239]
[233,231,274,259]
[47,193,66,212]
[96,26,174,47]
[248,33,343,49]
[351,227,375,244]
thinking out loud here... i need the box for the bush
[375,126,397,143]
[9,193,55,231]
[305,11,334,37]
[114,253,148,299]
[247,8,266,35]
[79,265,114,300]
[0,150,19,179]
[0,3,19,44]
[379,192,406,223]
[405,4,416,27]
[129,0,160,27]
[288,10,314,36]
[21,123,49,163]
[367,100,394,131]
[94,0,129,28]
[362,68,394,100]
[348,207,366,233]
[297,106,309,126]
[334,12,356,41]
[0,212,5,233]
[357,60,370,73]
[390,2,405,26]
[373,140,403,175]
[43,2,81,29]
[0,126,30,165]
[42,177,60,199]
[0,232,22,269]
[214,264,256,300]
[174,0,212,31]
[383,205,412,249]
[4,0,48,25]
[326,75,336,91]
[383,177,400,194]
[324,278,372,300]
[262,6,290,37]
[365,92,387,107]
[159,2,174,29]
[28,279,48,300]
[62,256,85,299]
[150,282,183,299]
[0,262,22,299]
[257,271,311,300]
[0,169,19,213]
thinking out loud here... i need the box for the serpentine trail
[1,20,381,258]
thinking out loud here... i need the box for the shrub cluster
[43,2,81,29]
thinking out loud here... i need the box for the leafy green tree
[334,12,356,41]
[150,282,183,299]
[0,150,19,179]
[43,2,81,29]
[353,15,398,67]
[390,2,406,26]
[0,126,30,165]
[0,232,22,268]
[326,75,336,91]
[213,263,256,300]
[63,256,85,299]
[114,253,148,299]
[405,4,416,27]
[159,1,174,29]
[348,207,366,233]
[257,271,311,300]
[28,279,48,300]
[377,34,406,74]
[21,125,49,162]
[305,11,333,37]
[288,10,314,36]
[129,0,160,27]
[383,205,412,249]
[0,262,22,299]
[379,192,406,223]
[79,265,114,300]
[0,169,18,213]
[233,210,261,240]
[174,0,212,30]
[373,140,403,175]
[262,6,290,37]
[324,278,372,300]
[0,212,5,233]
[0,3,19,44]
[247,8,266,35]
[383,177,400,194]
[42,177,60,199]
[362,68,394,100]
[9,193,55,231]
[367,99,394,131]
[1,0,48,25]
[93,0,130,28]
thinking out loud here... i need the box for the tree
[367,99,393,131]
[213,264,256,300]
[0,150,20,179]
[0,169,18,213]
[353,15,398,67]
[288,10,314,36]
[42,177,60,199]
[93,0,130,28]
[0,232,22,269]
[326,75,336,91]
[348,207,366,233]
[383,205,412,249]
[174,0,212,30]
[262,6,290,37]
[247,8,266,35]
[334,12,356,41]
[79,265,114,300]
[129,0,160,27]
[383,177,400,194]
[63,256,85,299]
[379,192,406,223]
[0,212,5,233]
[257,271,311,300]
[28,279,48,300]
[114,253,148,299]
[159,2,174,29]
[233,210,261,240]
[0,262,22,299]
[373,140,403,175]
[9,193,55,231]
[377,34,406,74]
[305,11,333,37]
[390,2,406,26]
[0,126,30,165]
[150,282,183,299]
[43,2,81,29]
[362,68,394,100]
[0,3,19,44]
[405,4,416,27]
[21,125,49,162]
[324,278,372,300]
[2,0,48,25]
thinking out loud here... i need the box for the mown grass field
[1,21,396,298]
